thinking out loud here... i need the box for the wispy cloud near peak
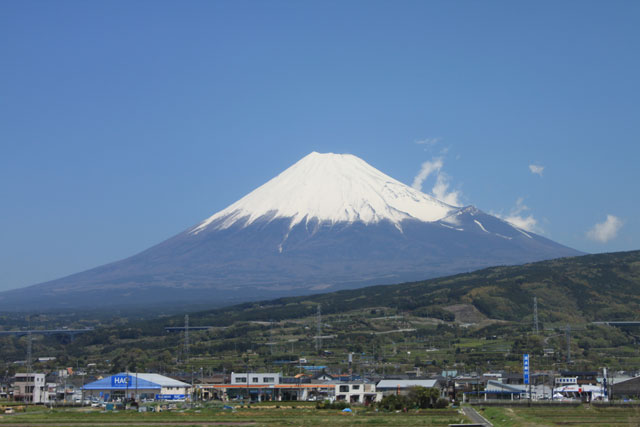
[411,158,443,191]
[495,197,540,233]
[411,157,462,207]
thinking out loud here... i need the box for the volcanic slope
[0,152,582,310]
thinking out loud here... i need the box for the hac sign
[111,375,132,387]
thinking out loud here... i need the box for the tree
[407,386,441,408]
[378,394,410,411]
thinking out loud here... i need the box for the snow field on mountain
[192,152,456,233]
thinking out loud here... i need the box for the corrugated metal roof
[485,380,526,393]
[134,373,190,387]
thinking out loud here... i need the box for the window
[352,385,360,390]
[339,385,349,393]
[252,377,259,383]
[236,377,247,383]
[263,377,275,383]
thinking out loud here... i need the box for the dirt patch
[443,304,489,324]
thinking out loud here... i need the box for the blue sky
[1,1,639,291]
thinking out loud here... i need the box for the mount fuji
[0,152,583,311]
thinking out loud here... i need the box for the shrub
[434,398,449,408]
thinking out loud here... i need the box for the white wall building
[231,372,281,386]
[13,373,48,403]
[334,382,381,404]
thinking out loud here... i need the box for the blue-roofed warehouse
[83,372,191,402]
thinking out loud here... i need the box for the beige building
[335,382,381,405]
[13,373,48,403]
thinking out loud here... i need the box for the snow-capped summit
[192,152,456,234]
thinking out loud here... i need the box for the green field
[0,405,466,426]
[480,405,640,426]
[2,404,640,426]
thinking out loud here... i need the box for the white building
[555,377,578,386]
[231,372,281,386]
[83,373,191,402]
[554,384,607,401]
[335,382,381,405]
[13,373,48,403]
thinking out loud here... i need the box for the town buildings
[4,368,639,405]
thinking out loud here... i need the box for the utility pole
[565,325,571,364]
[315,305,321,352]
[270,320,274,355]
[533,297,539,335]
[81,370,86,406]
[26,316,32,406]
[183,315,190,363]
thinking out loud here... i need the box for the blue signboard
[523,354,530,385]
[111,375,132,388]
[155,394,186,400]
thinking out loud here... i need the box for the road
[462,406,493,426]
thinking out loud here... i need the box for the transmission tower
[565,324,571,364]
[183,314,190,363]
[315,304,322,352]
[533,297,539,335]
[26,332,32,374]
[26,315,32,374]
[270,320,275,355]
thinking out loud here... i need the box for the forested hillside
[1,251,639,376]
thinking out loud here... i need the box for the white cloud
[529,164,544,176]
[504,213,538,232]
[415,137,441,146]
[411,158,443,190]
[497,198,539,233]
[432,173,462,206]
[587,215,623,243]
[411,157,462,207]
